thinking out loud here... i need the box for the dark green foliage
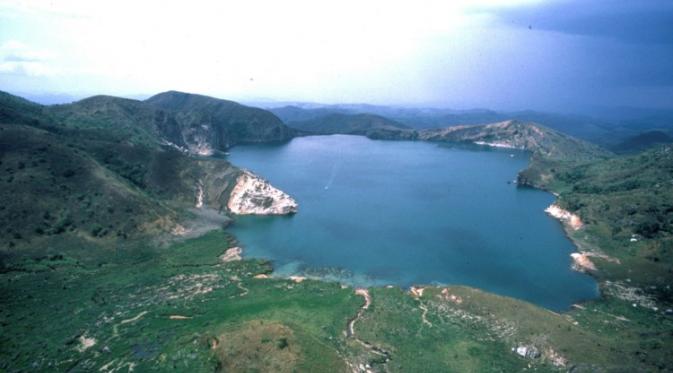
[0,91,52,127]
[636,215,662,238]
[2,90,672,372]
[145,91,296,148]
[0,231,360,372]
[612,130,673,154]
[0,124,176,246]
[524,145,673,293]
[0,90,246,249]
[286,113,416,140]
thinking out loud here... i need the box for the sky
[0,0,672,112]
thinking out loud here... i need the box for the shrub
[636,216,661,238]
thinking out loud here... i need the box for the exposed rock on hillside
[570,252,597,272]
[545,204,583,230]
[0,91,255,248]
[44,90,295,156]
[227,171,298,215]
[145,91,295,151]
[419,120,610,160]
[220,247,243,262]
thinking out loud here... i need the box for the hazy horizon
[2,0,672,112]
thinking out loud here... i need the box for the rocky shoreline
[227,171,298,215]
[545,204,583,230]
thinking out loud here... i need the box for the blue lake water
[227,135,597,310]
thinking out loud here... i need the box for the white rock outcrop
[570,252,597,272]
[545,204,583,230]
[195,182,204,208]
[76,334,96,352]
[220,247,242,262]
[514,345,540,359]
[474,140,523,150]
[227,171,298,215]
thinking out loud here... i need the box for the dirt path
[419,303,433,327]
[410,286,432,328]
[228,276,249,297]
[346,289,392,371]
[347,289,371,337]
[120,310,148,324]
[235,282,249,296]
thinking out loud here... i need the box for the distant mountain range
[612,130,673,154]
[270,103,673,151]
[271,104,610,161]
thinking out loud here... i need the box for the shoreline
[220,135,628,316]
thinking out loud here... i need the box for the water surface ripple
[228,135,597,310]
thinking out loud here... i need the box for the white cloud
[6,0,665,111]
[0,40,57,76]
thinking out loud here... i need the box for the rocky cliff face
[45,91,296,157]
[226,171,298,215]
[145,91,296,153]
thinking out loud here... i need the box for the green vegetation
[359,286,673,372]
[0,90,295,252]
[611,130,673,154]
[286,113,417,140]
[0,119,238,253]
[285,116,612,161]
[0,231,360,372]
[2,90,673,371]
[0,123,178,250]
[419,120,612,161]
[0,90,53,127]
[520,145,673,296]
[146,91,295,148]
[3,231,672,372]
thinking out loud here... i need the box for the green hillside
[2,91,672,372]
[3,230,672,372]
[287,113,416,140]
[47,95,178,148]
[611,130,673,153]
[146,91,295,150]
[0,91,245,256]
[419,120,611,161]
[0,123,180,250]
[520,145,673,295]
[0,90,54,127]
[285,115,610,161]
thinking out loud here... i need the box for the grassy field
[2,229,672,372]
[0,231,361,371]
[2,90,673,371]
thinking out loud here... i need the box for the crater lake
[227,135,598,310]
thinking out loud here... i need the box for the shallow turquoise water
[227,135,597,310]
